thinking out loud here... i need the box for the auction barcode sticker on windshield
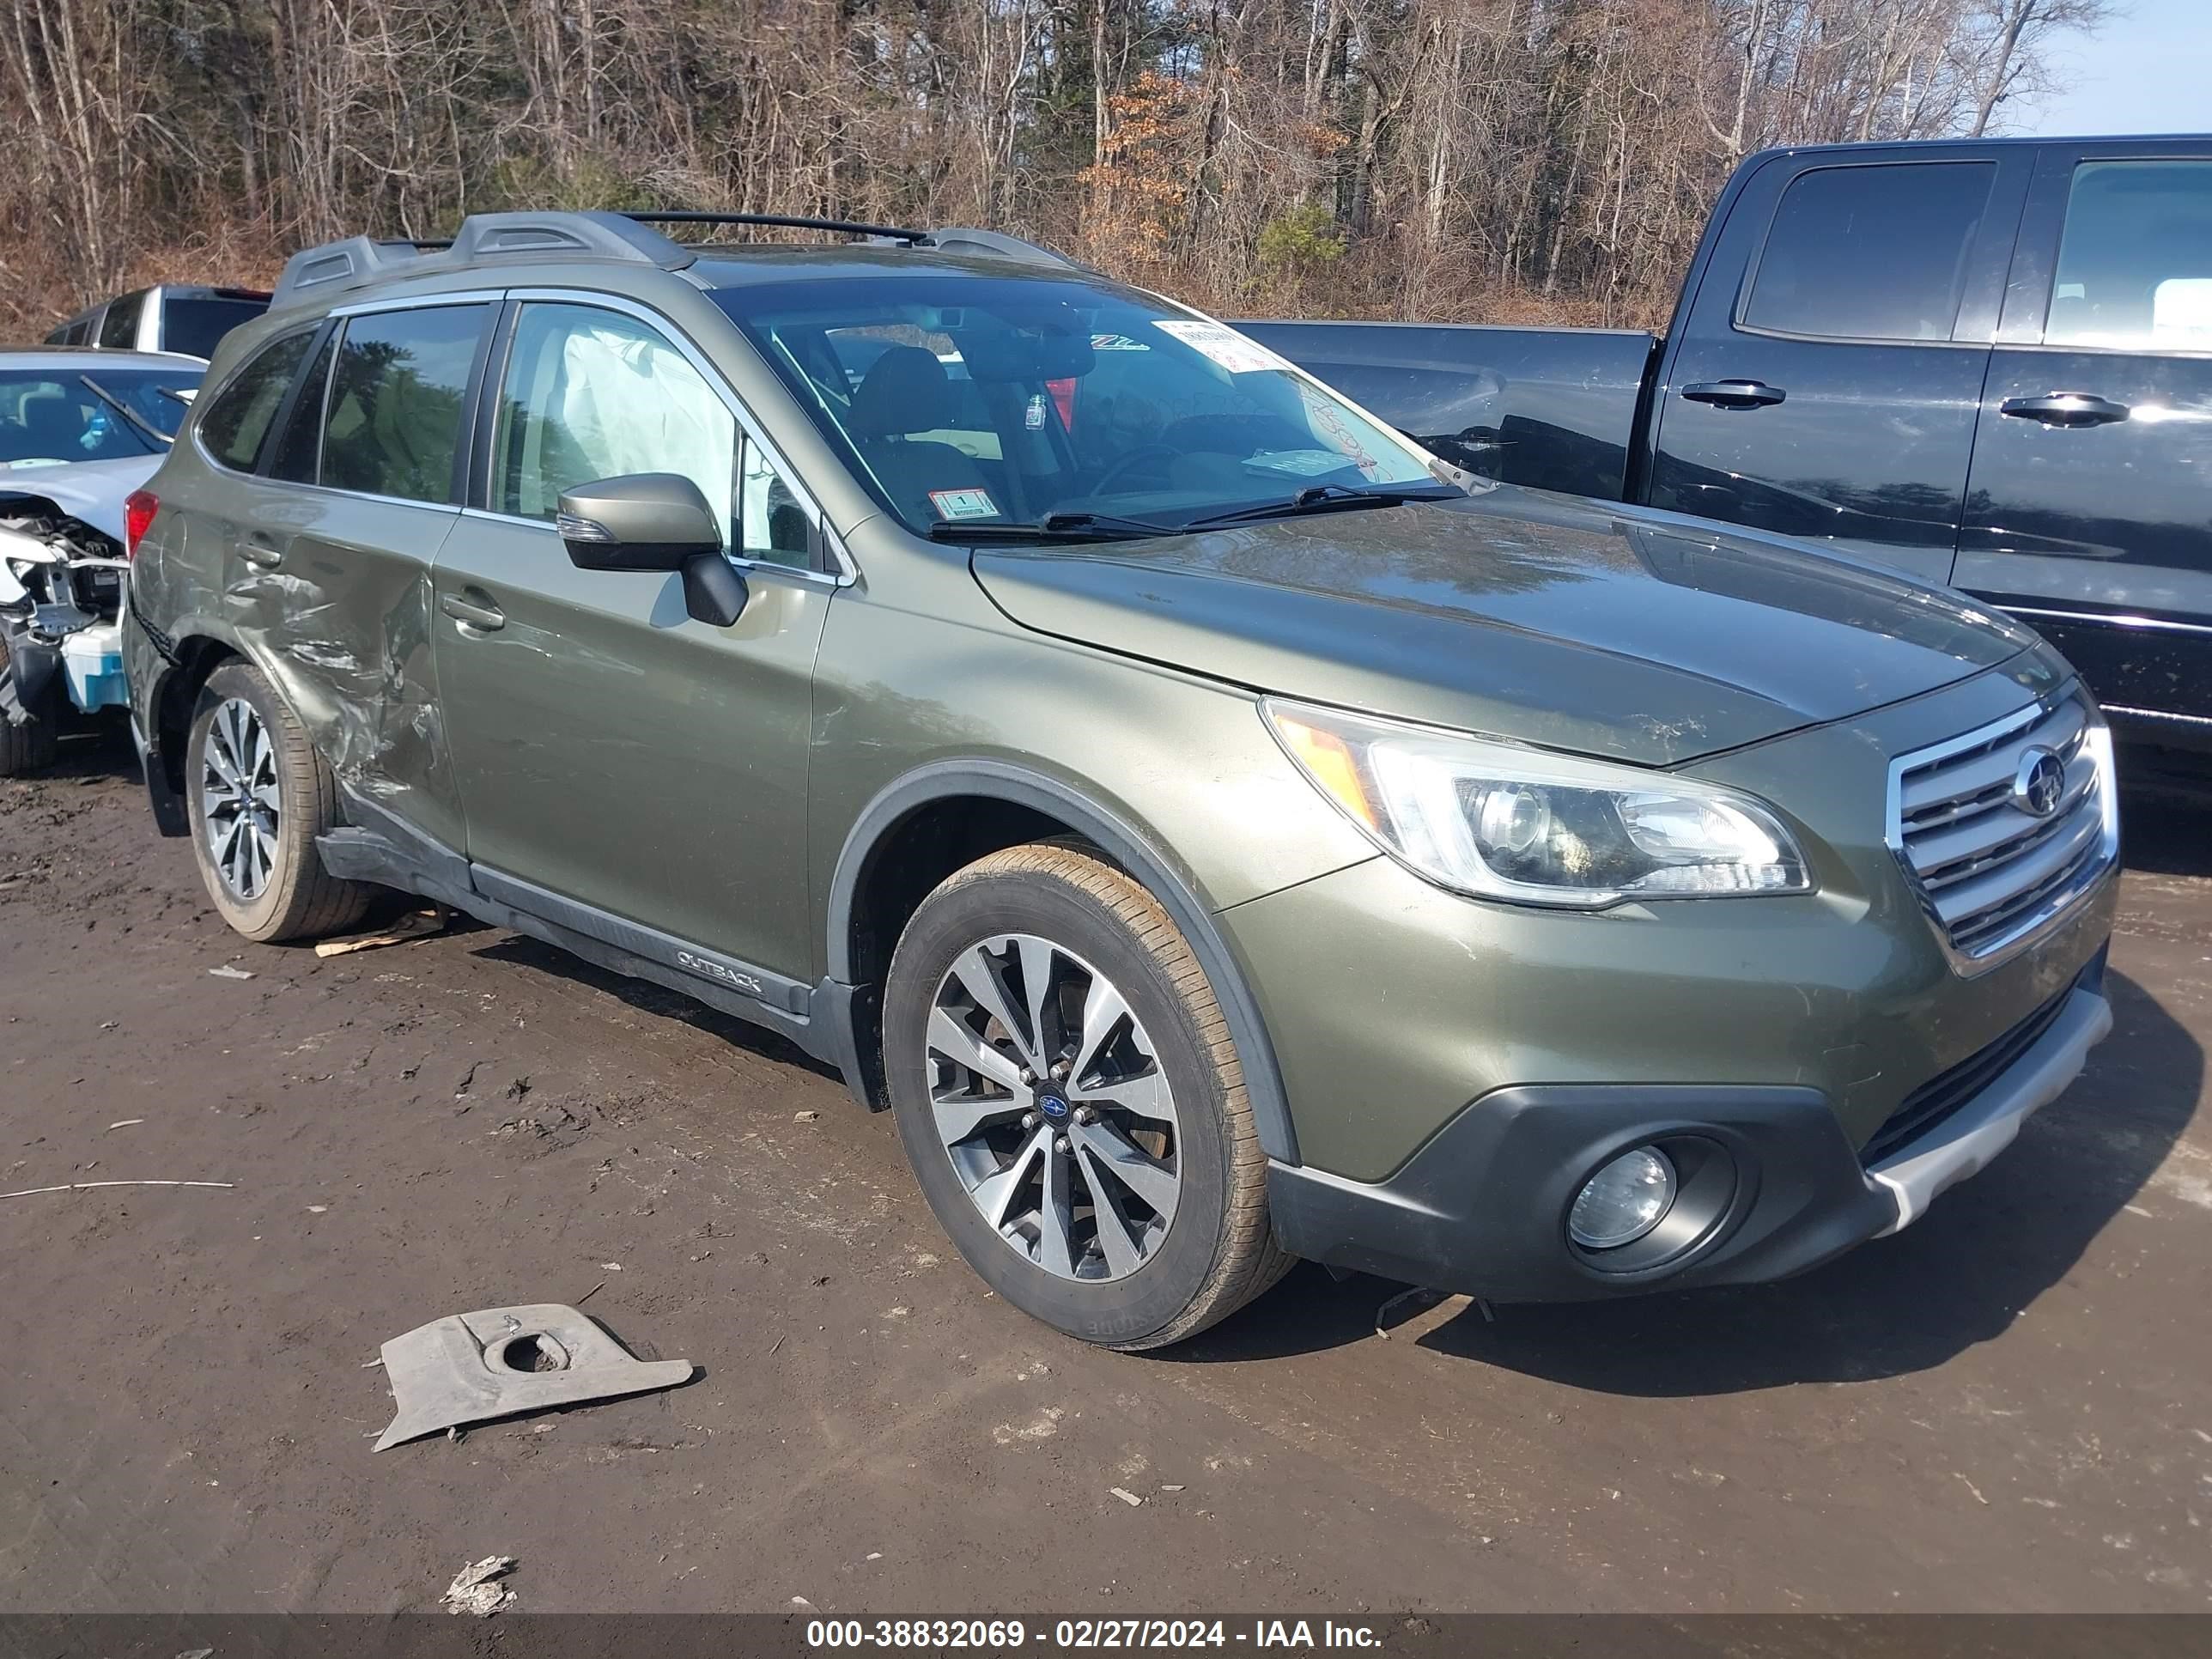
[1152,319,1289,374]
[929,488,1000,520]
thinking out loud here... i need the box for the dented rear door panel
[201,464,465,851]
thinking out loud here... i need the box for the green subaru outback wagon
[119,211,2120,1348]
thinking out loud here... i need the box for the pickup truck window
[2048,161,2212,350]
[1742,162,1995,343]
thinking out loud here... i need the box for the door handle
[239,532,285,569]
[440,591,506,632]
[1998,392,2130,427]
[1680,379,1787,409]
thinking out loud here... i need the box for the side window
[196,330,316,471]
[494,301,740,546]
[269,332,336,483]
[1741,162,1996,343]
[321,305,488,504]
[97,294,144,348]
[738,436,814,568]
[2047,161,2212,349]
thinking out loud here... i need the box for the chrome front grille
[1887,690,2118,971]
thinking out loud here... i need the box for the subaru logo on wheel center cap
[2011,746,2066,818]
[1037,1091,1071,1120]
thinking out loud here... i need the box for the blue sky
[2026,0,2211,136]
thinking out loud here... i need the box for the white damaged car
[1,347,202,773]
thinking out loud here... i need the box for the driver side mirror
[556,473,749,626]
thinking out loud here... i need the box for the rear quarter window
[197,330,317,471]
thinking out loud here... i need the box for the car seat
[846,346,997,524]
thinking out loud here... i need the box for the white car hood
[0,453,164,543]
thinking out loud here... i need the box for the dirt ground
[3,730,2209,1617]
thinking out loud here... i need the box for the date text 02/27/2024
[804,1619,1387,1650]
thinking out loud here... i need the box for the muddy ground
[2,731,2209,1616]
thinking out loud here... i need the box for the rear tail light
[123,489,158,559]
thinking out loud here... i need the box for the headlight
[1266,699,1810,908]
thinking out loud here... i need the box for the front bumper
[1226,661,2118,1300]
[1264,957,2111,1300]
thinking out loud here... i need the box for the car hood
[969,487,2039,767]
[0,453,163,543]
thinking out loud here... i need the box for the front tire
[884,843,1292,1349]
[185,660,371,943]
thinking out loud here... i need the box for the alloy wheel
[200,696,282,901]
[925,933,1182,1281]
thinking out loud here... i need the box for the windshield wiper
[1180,483,1454,532]
[77,375,172,450]
[927,510,1173,544]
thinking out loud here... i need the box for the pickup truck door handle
[440,591,506,632]
[1680,380,1786,409]
[1997,392,2130,427]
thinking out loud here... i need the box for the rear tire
[884,843,1293,1350]
[185,659,371,943]
[0,635,61,777]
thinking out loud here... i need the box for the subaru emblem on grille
[2011,747,2066,818]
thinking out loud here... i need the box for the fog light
[1570,1146,1677,1249]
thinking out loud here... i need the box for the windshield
[0,368,204,467]
[710,273,1443,536]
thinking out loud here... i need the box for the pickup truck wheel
[884,843,1293,1350]
[185,660,371,944]
[0,635,61,777]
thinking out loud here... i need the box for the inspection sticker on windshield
[1152,319,1287,374]
[929,488,1001,521]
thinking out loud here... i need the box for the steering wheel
[1089,445,1182,497]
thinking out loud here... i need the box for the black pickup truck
[1253,135,2212,752]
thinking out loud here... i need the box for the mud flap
[0,617,62,728]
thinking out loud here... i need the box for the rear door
[196,298,491,854]
[431,293,834,994]
[1650,148,2032,585]
[1959,140,2212,732]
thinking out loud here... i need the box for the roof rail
[269,210,1079,310]
[622,210,931,243]
[620,210,1076,265]
[911,227,1077,268]
[270,211,696,308]
[270,237,447,308]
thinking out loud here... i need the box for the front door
[1650,149,2031,586]
[1959,141,2212,732]
[432,296,832,993]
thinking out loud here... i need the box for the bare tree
[0,0,2120,339]
[1964,0,2115,136]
